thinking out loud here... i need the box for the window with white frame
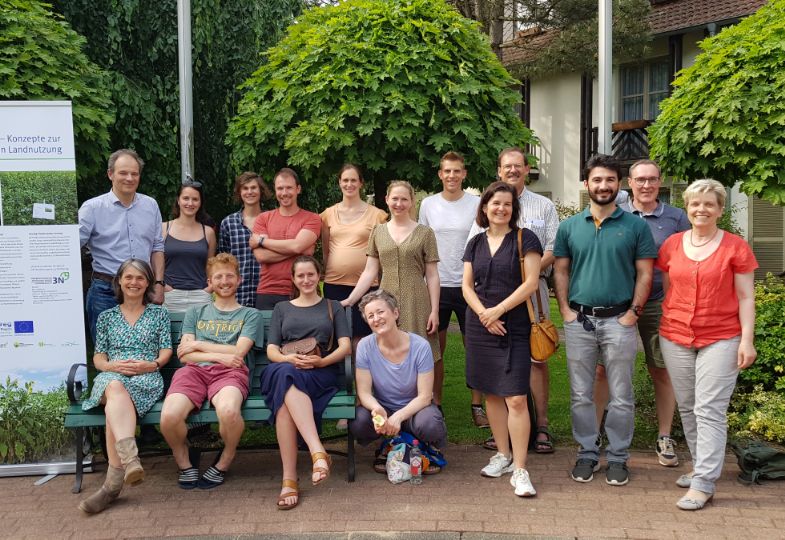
[620,58,670,121]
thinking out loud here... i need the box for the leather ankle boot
[78,465,124,513]
[115,437,144,485]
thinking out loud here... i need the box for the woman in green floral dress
[79,259,172,514]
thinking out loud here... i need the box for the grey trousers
[349,404,447,450]
[564,314,638,463]
[660,335,740,494]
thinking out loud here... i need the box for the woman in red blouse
[656,179,757,511]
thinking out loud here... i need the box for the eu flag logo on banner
[14,321,34,334]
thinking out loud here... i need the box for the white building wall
[527,72,583,207]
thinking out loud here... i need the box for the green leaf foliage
[0,171,77,225]
[52,0,302,217]
[0,0,114,196]
[736,274,785,393]
[0,378,70,464]
[649,0,785,205]
[227,0,537,203]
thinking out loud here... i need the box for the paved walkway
[2,443,783,539]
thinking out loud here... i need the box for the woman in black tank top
[161,181,217,313]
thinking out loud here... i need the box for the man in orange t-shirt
[249,168,321,309]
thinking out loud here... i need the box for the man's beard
[588,188,618,206]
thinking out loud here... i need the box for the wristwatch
[630,304,643,317]
[257,234,265,248]
[154,360,161,371]
[154,280,165,286]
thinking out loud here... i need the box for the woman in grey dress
[262,256,351,510]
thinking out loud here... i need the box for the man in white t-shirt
[418,152,483,425]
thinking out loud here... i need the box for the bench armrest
[66,363,88,404]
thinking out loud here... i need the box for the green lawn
[440,299,664,448]
[207,299,666,450]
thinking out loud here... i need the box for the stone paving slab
[1,443,782,539]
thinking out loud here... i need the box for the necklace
[689,228,719,248]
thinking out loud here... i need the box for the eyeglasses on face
[631,176,660,187]
[576,311,596,332]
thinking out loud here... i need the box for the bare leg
[275,404,299,507]
[282,386,328,484]
[104,414,120,468]
[485,395,510,457]
[103,381,137,448]
[160,393,195,470]
[433,359,445,405]
[650,366,676,436]
[506,395,531,469]
[530,362,550,442]
[211,386,245,471]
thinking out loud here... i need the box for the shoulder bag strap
[326,298,335,352]
[517,229,537,323]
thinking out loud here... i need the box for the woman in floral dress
[78,259,172,514]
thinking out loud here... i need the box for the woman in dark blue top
[161,181,216,313]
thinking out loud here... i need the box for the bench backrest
[167,306,353,396]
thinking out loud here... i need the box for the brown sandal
[277,479,299,510]
[311,451,332,486]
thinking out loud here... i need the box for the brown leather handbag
[518,229,560,362]
[280,299,335,357]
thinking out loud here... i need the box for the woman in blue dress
[78,259,172,514]
[262,255,351,510]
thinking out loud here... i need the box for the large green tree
[649,0,785,204]
[53,0,302,216]
[227,0,536,206]
[0,0,114,198]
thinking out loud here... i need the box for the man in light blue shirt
[79,149,165,342]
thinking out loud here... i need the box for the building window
[620,58,669,121]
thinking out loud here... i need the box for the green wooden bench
[64,309,356,493]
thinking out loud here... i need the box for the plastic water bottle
[409,439,423,484]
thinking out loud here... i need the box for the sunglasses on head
[183,174,202,188]
[576,311,596,332]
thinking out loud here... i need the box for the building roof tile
[648,0,766,34]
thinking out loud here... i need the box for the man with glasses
[79,149,166,343]
[553,154,656,486]
[466,146,560,453]
[593,159,690,467]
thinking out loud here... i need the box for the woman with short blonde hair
[657,179,757,510]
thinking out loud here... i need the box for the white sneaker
[510,468,536,497]
[481,452,514,478]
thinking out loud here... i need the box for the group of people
[76,146,757,514]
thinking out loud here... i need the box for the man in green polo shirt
[553,154,656,487]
